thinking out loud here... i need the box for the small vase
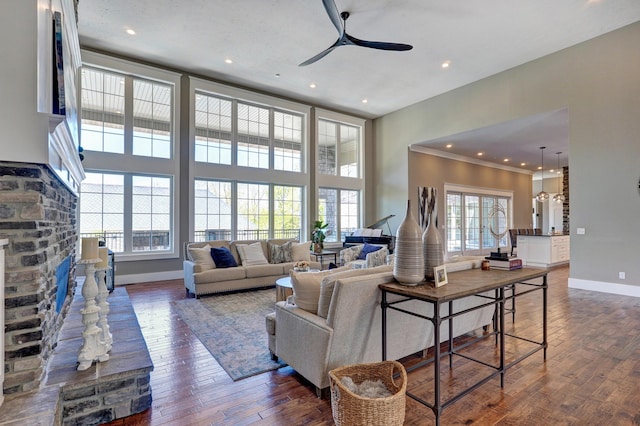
[423,212,444,281]
[393,200,424,285]
[313,242,323,253]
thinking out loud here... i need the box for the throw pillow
[290,241,312,262]
[210,246,238,268]
[236,242,268,266]
[317,265,392,319]
[269,241,293,264]
[187,244,215,270]
[290,268,337,314]
[357,243,383,260]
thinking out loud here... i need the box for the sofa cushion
[236,242,269,266]
[290,241,312,262]
[290,268,341,314]
[210,247,238,268]
[245,263,285,278]
[317,265,393,319]
[194,266,246,284]
[269,241,293,264]
[356,243,383,260]
[188,244,216,270]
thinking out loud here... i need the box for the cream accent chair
[339,244,389,268]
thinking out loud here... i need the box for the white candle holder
[95,266,113,352]
[77,259,109,371]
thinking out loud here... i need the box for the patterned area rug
[172,288,286,381]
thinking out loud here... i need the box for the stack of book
[484,257,523,270]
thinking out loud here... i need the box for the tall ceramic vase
[423,211,444,281]
[393,200,424,285]
[422,188,444,281]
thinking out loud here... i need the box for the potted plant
[311,220,329,253]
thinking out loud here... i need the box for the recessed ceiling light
[225,58,233,64]
[309,83,316,88]
[520,162,526,166]
[362,99,368,104]
[537,166,543,170]
[503,158,509,162]
[442,60,451,69]
[549,169,555,173]
[445,144,452,148]
[275,73,281,78]
[477,152,483,156]
[125,29,136,35]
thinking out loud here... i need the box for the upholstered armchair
[339,244,388,268]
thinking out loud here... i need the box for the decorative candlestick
[77,258,109,370]
[95,257,113,353]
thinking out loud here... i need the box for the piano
[343,214,395,253]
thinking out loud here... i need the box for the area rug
[172,288,286,381]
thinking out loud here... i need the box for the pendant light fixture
[535,146,549,202]
[553,152,566,204]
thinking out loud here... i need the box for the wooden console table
[380,267,548,426]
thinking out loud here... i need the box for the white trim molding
[568,278,640,298]
[116,270,183,286]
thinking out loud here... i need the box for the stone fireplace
[1,162,78,395]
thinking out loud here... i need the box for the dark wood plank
[103,266,640,425]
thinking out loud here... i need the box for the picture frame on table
[434,265,448,287]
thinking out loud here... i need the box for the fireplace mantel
[0,0,84,193]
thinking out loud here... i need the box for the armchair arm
[275,301,333,390]
[366,247,389,268]
[183,260,196,295]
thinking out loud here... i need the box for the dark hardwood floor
[104,266,640,425]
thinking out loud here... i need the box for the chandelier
[553,152,566,204]
[535,147,549,202]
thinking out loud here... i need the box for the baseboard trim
[115,270,183,285]
[568,278,640,298]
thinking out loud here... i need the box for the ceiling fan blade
[322,0,343,34]
[347,34,413,51]
[299,43,339,66]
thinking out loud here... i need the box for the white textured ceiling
[77,0,640,171]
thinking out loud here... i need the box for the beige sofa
[183,239,321,297]
[267,261,493,396]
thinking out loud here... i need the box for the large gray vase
[423,211,444,281]
[393,200,424,285]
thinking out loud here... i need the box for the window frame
[188,77,311,242]
[315,109,365,244]
[444,183,513,256]
[79,50,181,261]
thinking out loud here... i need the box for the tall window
[81,68,125,153]
[80,173,124,251]
[445,186,511,255]
[194,94,233,164]
[318,119,360,177]
[316,111,364,243]
[80,172,173,253]
[132,80,172,158]
[194,91,304,171]
[79,51,180,258]
[194,180,232,240]
[317,188,360,242]
[193,179,303,241]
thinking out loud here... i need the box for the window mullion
[123,76,134,156]
[231,99,238,166]
[123,174,133,253]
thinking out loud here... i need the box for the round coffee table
[275,276,293,302]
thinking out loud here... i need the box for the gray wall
[374,22,640,292]
[408,152,533,232]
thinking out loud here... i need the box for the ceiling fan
[299,0,413,66]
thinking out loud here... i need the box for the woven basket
[329,361,407,426]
